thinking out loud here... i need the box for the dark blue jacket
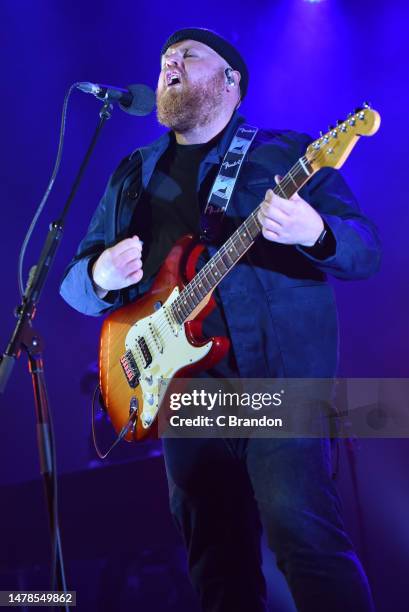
[60,112,381,378]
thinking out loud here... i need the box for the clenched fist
[92,236,143,298]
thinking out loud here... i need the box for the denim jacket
[60,112,381,378]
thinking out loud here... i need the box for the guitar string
[159,153,315,326]
[128,145,336,378]
[150,157,311,343]
[150,161,309,347]
[175,157,310,298]
[123,123,364,382]
[129,148,331,372]
[175,159,310,314]
[146,130,356,329]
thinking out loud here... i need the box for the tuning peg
[319,130,329,143]
[363,101,371,109]
[336,119,347,132]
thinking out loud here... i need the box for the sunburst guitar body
[99,236,229,441]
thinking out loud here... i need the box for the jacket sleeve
[296,165,382,279]
[59,179,122,317]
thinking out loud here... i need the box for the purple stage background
[0,1,408,611]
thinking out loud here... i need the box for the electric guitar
[98,106,380,441]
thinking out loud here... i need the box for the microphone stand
[0,101,113,603]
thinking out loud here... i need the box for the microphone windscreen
[121,84,155,116]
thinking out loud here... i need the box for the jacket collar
[132,111,246,188]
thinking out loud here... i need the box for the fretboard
[171,155,314,324]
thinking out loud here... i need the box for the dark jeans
[162,436,375,612]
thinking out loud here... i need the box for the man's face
[156,40,229,132]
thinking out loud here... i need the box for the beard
[156,68,225,133]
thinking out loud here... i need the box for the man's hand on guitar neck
[92,236,144,299]
[257,176,324,247]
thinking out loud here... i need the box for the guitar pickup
[120,350,140,388]
[149,322,164,353]
[137,337,152,367]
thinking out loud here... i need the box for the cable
[36,370,69,611]
[17,82,80,297]
[91,384,138,459]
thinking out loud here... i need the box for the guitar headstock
[306,104,381,172]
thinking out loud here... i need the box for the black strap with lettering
[200,124,258,242]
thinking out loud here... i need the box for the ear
[232,70,241,88]
[225,69,241,89]
[229,70,242,109]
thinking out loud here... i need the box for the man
[60,28,380,612]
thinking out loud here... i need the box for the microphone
[76,82,155,116]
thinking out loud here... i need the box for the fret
[212,259,225,280]
[234,231,246,251]
[185,278,197,298]
[187,272,209,304]
[186,287,199,309]
[231,233,246,257]
[237,225,253,250]
[225,238,241,261]
[220,246,234,267]
[174,297,189,320]
[185,260,223,307]
[178,289,198,316]
[183,292,196,312]
[243,216,258,240]
[188,279,206,303]
[288,169,298,188]
[205,261,219,285]
[274,159,314,201]
[192,255,230,298]
[213,252,229,274]
[293,164,305,185]
[176,293,188,317]
[171,154,319,324]
[290,161,310,191]
[175,308,184,326]
[184,293,195,312]
[276,182,288,199]
[196,270,212,293]
[171,301,183,325]
[299,156,311,177]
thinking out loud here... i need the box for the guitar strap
[200,123,258,243]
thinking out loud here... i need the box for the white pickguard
[124,287,212,428]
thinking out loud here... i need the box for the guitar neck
[171,155,315,324]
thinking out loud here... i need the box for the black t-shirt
[132,135,239,377]
[133,137,214,280]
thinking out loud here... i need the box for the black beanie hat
[161,28,249,99]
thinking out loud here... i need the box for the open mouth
[166,70,182,87]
